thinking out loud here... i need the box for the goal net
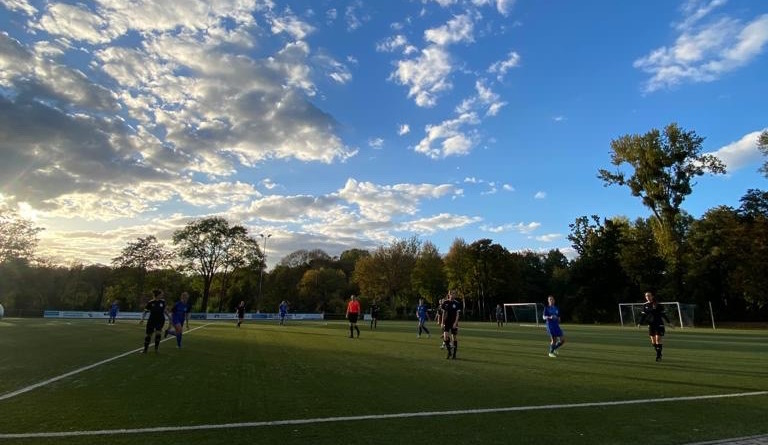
[503,303,545,326]
[618,302,696,329]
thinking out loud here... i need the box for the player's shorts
[109,310,118,317]
[145,318,165,335]
[172,316,185,326]
[442,325,458,335]
[546,324,564,338]
[347,313,359,323]
[648,324,665,336]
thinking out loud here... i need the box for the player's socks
[452,341,457,358]
[355,326,360,337]
[154,334,161,351]
[176,332,182,347]
[143,335,151,353]
[349,326,354,338]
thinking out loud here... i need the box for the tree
[410,241,446,306]
[598,123,726,295]
[112,236,173,298]
[353,237,419,314]
[0,204,43,263]
[758,130,768,177]
[172,217,259,312]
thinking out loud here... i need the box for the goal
[503,303,546,326]
[618,302,696,329]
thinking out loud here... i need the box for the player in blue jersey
[278,300,288,325]
[543,295,565,357]
[638,291,671,362]
[140,289,168,353]
[107,299,119,324]
[416,298,431,338]
[165,292,190,348]
[440,291,461,359]
[495,304,504,328]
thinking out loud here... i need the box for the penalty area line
[0,323,211,403]
[1,391,766,439]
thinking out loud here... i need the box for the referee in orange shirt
[346,294,361,338]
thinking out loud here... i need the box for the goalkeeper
[637,292,670,362]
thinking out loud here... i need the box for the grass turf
[0,318,766,445]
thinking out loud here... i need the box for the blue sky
[1,0,767,267]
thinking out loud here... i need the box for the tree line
[1,124,767,323]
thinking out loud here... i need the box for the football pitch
[1,318,766,445]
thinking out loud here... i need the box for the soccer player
[638,291,671,362]
[107,299,119,324]
[235,300,246,327]
[495,303,504,328]
[369,300,380,330]
[416,298,430,338]
[345,294,361,338]
[140,289,168,354]
[440,290,461,359]
[165,292,190,348]
[435,298,445,348]
[278,300,288,325]
[543,295,565,357]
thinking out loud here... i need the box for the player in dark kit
[369,300,380,330]
[140,289,168,353]
[638,291,671,362]
[440,290,461,359]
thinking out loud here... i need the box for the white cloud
[635,3,768,92]
[414,112,480,159]
[488,51,521,81]
[535,233,561,242]
[399,213,482,233]
[391,45,453,107]
[534,191,547,199]
[481,222,541,234]
[398,124,411,135]
[707,129,766,171]
[369,137,385,149]
[424,14,474,46]
[502,184,515,192]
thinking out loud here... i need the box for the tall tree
[598,123,726,295]
[0,204,43,263]
[353,237,419,313]
[172,217,259,312]
[411,241,446,306]
[112,235,173,298]
[758,130,768,177]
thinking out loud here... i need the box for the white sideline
[0,323,210,402]
[1,391,765,439]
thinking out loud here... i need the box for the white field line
[0,323,211,402]
[1,391,766,439]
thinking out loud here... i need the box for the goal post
[618,302,696,329]
[503,303,546,327]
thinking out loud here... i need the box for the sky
[1,0,767,268]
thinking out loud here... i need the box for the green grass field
[1,318,766,445]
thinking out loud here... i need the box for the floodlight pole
[257,233,272,311]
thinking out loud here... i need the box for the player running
[638,291,671,362]
[544,295,565,357]
[440,291,461,359]
[140,289,168,354]
[416,298,430,338]
[165,292,190,348]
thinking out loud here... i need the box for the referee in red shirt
[345,294,361,338]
